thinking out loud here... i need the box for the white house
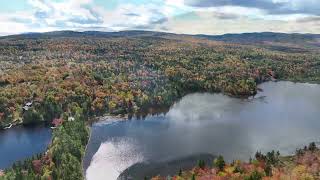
[23,101,33,111]
[68,117,75,122]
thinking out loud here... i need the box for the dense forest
[0,31,320,179]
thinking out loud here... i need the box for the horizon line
[1,29,319,38]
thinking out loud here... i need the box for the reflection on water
[118,154,215,180]
[84,81,320,180]
[86,138,145,180]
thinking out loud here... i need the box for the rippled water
[84,81,320,180]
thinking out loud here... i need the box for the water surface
[84,81,320,180]
[0,126,51,169]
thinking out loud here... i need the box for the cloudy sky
[0,0,320,36]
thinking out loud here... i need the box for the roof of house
[23,106,30,111]
[52,118,63,127]
[0,170,4,176]
[68,117,75,121]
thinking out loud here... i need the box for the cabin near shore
[22,101,33,111]
[52,118,63,128]
[0,170,4,177]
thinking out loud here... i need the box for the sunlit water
[84,81,320,180]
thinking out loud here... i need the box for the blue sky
[0,0,319,35]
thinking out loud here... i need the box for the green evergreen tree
[245,171,263,180]
[178,168,182,176]
[42,95,62,122]
[213,156,225,171]
[197,160,205,169]
[23,108,43,125]
[191,174,196,180]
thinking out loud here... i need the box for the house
[23,101,33,111]
[23,106,30,111]
[0,170,4,177]
[52,118,64,128]
[68,117,75,122]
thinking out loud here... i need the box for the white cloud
[0,0,103,34]
[27,0,51,12]
[194,6,266,19]
[165,11,320,35]
[165,0,185,7]
[0,0,319,35]
[96,3,168,31]
[0,0,170,34]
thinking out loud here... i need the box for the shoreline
[3,80,320,179]
[82,114,130,180]
[82,125,91,180]
[0,79,303,131]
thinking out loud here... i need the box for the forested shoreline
[0,31,320,179]
[153,143,320,180]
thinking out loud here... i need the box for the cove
[0,126,52,169]
[84,81,320,180]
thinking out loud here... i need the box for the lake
[84,81,320,180]
[0,126,52,169]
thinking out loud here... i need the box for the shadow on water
[118,154,215,180]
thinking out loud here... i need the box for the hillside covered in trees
[1,31,320,128]
[0,31,320,179]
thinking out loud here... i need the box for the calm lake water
[0,126,51,169]
[84,81,320,180]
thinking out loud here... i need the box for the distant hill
[196,32,320,52]
[1,30,320,52]
[0,30,171,39]
[197,32,320,43]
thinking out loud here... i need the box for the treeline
[152,142,320,180]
